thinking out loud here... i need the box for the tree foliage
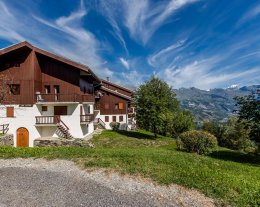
[223,117,252,151]
[234,89,260,144]
[134,76,194,137]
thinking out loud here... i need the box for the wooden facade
[0,41,133,116]
[0,42,100,105]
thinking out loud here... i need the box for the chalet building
[0,41,134,147]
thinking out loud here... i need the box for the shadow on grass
[209,150,260,166]
[115,130,156,140]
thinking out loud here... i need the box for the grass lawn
[0,130,259,206]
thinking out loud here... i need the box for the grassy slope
[0,130,259,206]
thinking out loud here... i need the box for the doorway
[16,127,29,147]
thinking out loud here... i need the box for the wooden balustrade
[35,93,94,103]
[35,116,59,124]
[80,114,94,123]
[0,124,9,134]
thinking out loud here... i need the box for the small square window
[119,116,123,122]
[6,107,14,117]
[114,104,119,109]
[105,116,109,122]
[42,106,48,111]
[113,116,116,122]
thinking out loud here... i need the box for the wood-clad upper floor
[0,42,100,105]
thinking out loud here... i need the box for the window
[54,85,60,94]
[6,107,14,117]
[118,102,124,110]
[105,116,109,122]
[44,85,51,94]
[115,102,124,110]
[54,106,67,115]
[113,116,116,122]
[9,84,20,95]
[119,116,123,122]
[105,103,109,109]
[42,106,48,112]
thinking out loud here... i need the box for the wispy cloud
[0,0,114,78]
[99,0,200,45]
[123,0,199,44]
[148,39,186,66]
[237,3,260,25]
[119,57,130,69]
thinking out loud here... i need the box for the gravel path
[0,159,215,207]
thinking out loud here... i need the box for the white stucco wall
[0,103,95,147]
[98,114,128,130]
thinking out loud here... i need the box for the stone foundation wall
[0,134,14,146]
[34,137,94,148]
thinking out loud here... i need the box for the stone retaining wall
[34,137,94,148]
[0,134,14,146]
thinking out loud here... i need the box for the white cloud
[123,0,199,44]
[119,57,130,69]
[160,56,260,90]
[148,39,186,66]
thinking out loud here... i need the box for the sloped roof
[0,41,100,82]
[100,86,132,101]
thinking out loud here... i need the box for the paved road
[0,167,173,207]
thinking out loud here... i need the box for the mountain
[174,85,260,123]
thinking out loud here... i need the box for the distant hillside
[174,85,260,123]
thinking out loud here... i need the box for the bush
[177,130,218,155]
[109,122,120,131]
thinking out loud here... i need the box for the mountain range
[174,85,260,123]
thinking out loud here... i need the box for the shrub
[177,130,218,155]
[109,122,120,131]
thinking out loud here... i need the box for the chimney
[106,77,110,82]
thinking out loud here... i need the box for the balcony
[35,93,95,103]
[35,116,59,125]
[80,114,94,124]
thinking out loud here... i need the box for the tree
[202,121,226,146]
[134,76,190,137]
[160,110,194,137]
[234,89,260,145]
[223,117,252,151]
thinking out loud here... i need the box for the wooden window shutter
[6,107,14,117]
[118,102,124,110]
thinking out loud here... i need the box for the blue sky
[0,0,260,90]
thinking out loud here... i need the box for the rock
[34,137,94,148]
[0,134,14,146]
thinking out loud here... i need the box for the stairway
[57,123,74,139]
[94,118,106,129]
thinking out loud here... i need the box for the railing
[35,116,60,125]
[80,114,94,123]
[94,118,106,128]
[35,93,94,103]
[94,104,100,110]
[56,116,69,130]
[0,124,9,134]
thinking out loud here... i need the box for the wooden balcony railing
[80,114,94,123]
[0,124,9,134]
[35,93,95,103]
[35,116,60,125]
